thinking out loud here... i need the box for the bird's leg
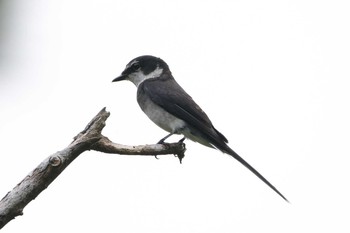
[157,133,174,144]
[178,137,186,143]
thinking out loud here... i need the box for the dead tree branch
[0,107,186,229]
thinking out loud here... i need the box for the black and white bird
[112,55,288,202]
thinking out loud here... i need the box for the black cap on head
[113,55,169,82]
[127,55,169,75]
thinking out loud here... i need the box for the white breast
[140,96,186,134]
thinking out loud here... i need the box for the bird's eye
[132,63,140,70]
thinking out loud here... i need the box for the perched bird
[112,55,288,202]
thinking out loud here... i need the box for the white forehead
[126,59,139,69]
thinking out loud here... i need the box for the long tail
[220,143,288,202]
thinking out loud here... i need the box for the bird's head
[113,55,170,87]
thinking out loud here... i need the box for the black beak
[112,74,127,82]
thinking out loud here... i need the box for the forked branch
[0,107,186,229]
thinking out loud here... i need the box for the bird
[112,55,288,202]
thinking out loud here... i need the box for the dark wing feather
[139,75,227,145]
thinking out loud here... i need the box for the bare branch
[92,136,185,156]
[0,107,186,229]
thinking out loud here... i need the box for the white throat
[128,67,163,87]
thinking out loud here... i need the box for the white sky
[1,0,350,232]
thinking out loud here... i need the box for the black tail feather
[220,144,288,202]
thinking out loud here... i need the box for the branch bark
[0,107,186,229]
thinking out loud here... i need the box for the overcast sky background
[0,0,350,232]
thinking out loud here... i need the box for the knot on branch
[49,156,61,167]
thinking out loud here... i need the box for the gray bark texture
[0,107,186,229]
